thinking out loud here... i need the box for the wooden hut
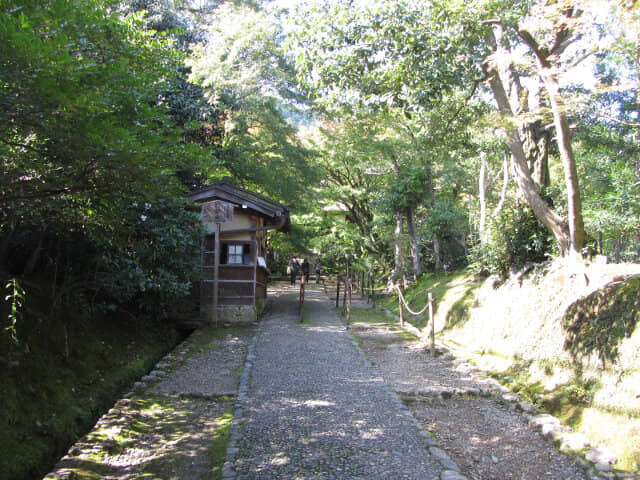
[186,178,290,324]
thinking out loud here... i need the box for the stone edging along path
[42,282,634,480]
[221,313,469,480]
[374,305,633,480]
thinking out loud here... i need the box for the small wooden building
[186,178,290,324]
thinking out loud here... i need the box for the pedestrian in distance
[289,256,300,285]
[314,259,322,284]
[301,258,310,284]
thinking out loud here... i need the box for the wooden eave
[186,178,291,232]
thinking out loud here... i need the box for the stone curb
[221,319,264,480]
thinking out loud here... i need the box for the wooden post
[429,292,435,356]
[213,223,221,328]
[342,270,349,308]
[361,271,365,298]
[370,272,375,308]
[299,276,305,323]
[347,276,352,325]
[398,286,404,327]
[336,276,341,308]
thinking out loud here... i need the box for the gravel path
[44,281,629,480]
[348,303,618,480]
[226,284,458,480]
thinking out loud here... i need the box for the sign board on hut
[202,200,234,233]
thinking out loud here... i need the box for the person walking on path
[314,259,322,284]
[288,256,300,285]
[301,258,310,284]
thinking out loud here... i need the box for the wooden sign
[202,200,234,233]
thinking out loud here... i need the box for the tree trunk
[479,152,488,241]
[494,152,509,218]
[392,211,405,286]
[537,65,586,254]
[508,18,586,256]
[427,170,443,270]
[487,27,572,254]
[523,120,551,190]
[406,206,422,279]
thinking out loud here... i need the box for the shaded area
[0,309,185,480]
[562,275,640,369]
[43,326,253,480]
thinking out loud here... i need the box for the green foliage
[4,278,24,344]
[94,197,203,316]
[1,0,189,221]
[470,203,553,277]
[575,121,640,262]
[187,2,319,205]
[0,0,208,323]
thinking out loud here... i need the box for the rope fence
[395,285,436,356]
[332,269,437,356]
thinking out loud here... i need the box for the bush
[470,203,553,277]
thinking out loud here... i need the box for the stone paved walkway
[225,284,463,480]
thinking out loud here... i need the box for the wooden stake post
[346,275,352,325]
[299,274,305,322]
[398,286,405,327]
[429,292,435,356]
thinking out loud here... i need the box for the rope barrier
[395,285,430,316]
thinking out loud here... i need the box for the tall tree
[289,0,602,258]
[0,0,204,315]
[187,2,317,205]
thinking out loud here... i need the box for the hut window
[227,244,243,264]
[223,243,252,265]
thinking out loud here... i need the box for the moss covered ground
[0,310,187,480]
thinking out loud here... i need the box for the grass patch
[379,271,480,330]
[187,326,249,352]
[348,308,416,342]
[580,408,640,472]
[209,408,234,480]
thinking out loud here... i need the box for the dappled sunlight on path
[228,282,446,479]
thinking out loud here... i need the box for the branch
[0,137,49,158]
[445,74,489,129]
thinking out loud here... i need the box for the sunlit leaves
[186,2,318,205]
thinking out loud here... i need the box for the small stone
[502,392,520,402]
[440,388,454,399]
[430,446,453,462]
[530,413,561,428]
[595,461,614,472]
[585,447,617,469]
[518,401,538,414]
[441,470,468,480]
[557,432,590,452]
[542,422,568,438]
